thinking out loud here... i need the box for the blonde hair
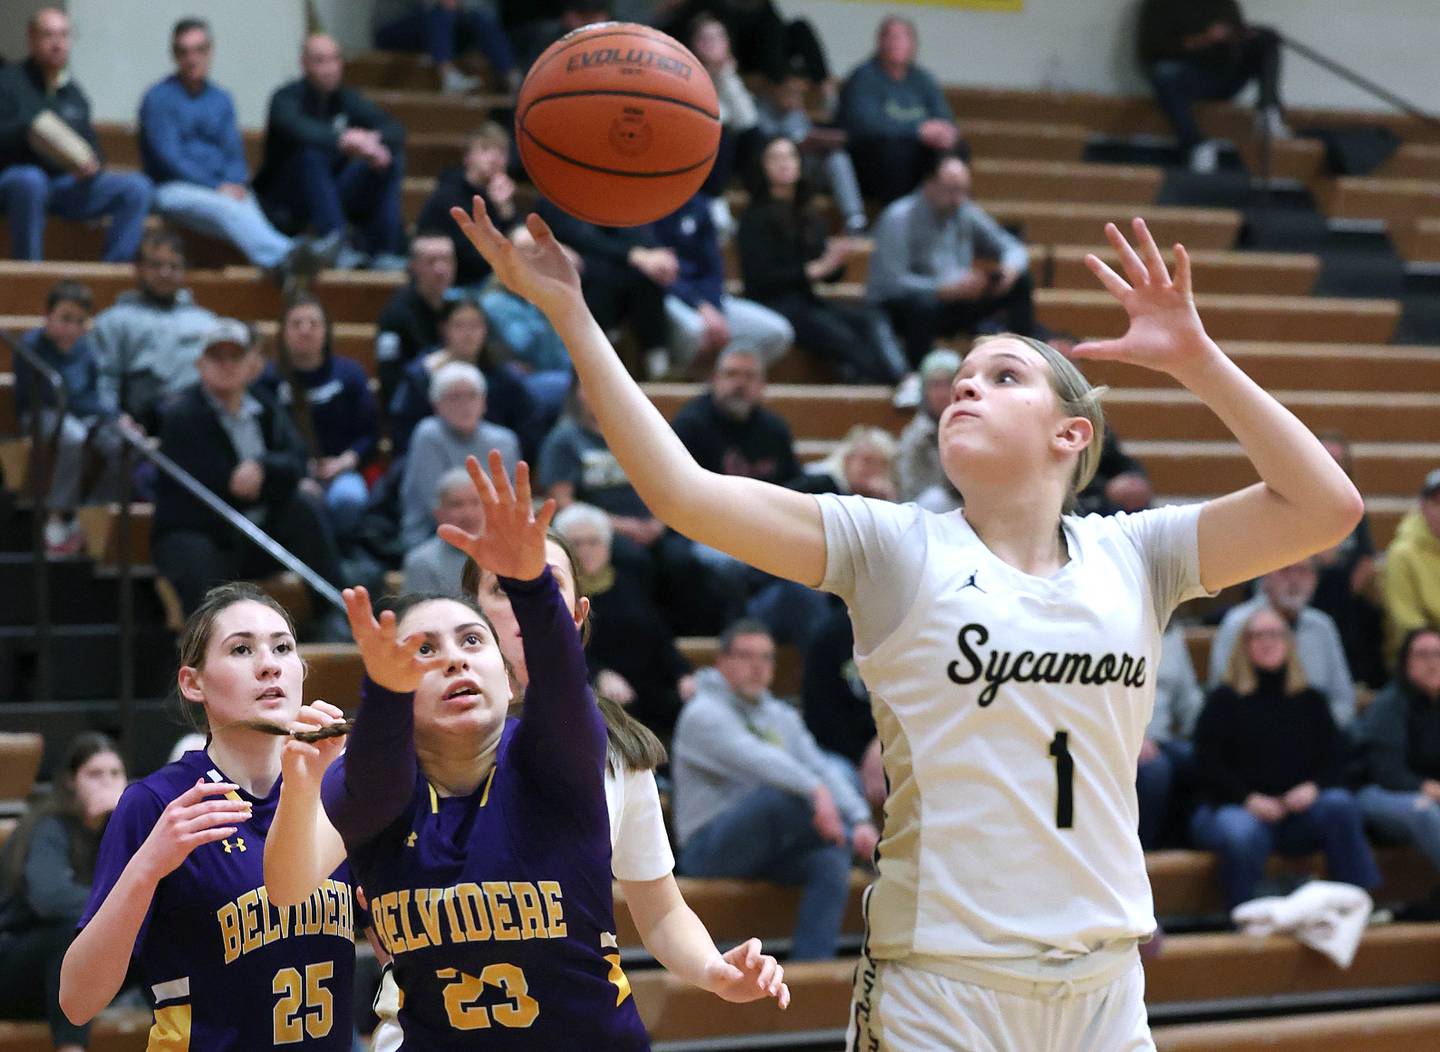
[814,424,898,493]
[969,333,1107,513]
[1224,608,1310,697]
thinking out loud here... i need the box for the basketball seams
[518,127,716,180]
[523,88,720,123]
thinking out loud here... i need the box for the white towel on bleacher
[1231,880,1372,968]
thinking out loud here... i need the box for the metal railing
[5,332,68,705]
[111,427,345,763]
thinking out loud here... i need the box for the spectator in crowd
[1209,558,1357,730]
[670,0,830,88]
[895,348,960,503]
[1190,606,1379,909]
[0,8,152,264]
[372,0,519,95]
[672,347,801,486]
[537,195,674,380]
[402,466,483,592]
[867,155,1039,367]
[375,232,459,403]
[554,501,696,739]
[651,191,793,377]
[1382,469,1440,667]
[415,122,521,289]
[673,620,878,959]
[540,384,733,634]
[16,281,131,557]
[1356,627,1440,880]
[793,424,898,500]
[738,136,905,383]
[1077,430,1154,515]
[254,33,407,270]
[1137,624,1205,849]
[140,18,335,284]
[835,15,962,204]
[90,229,217,432]
[1137,0,1287,174]
[756,79,866,234]
[514,0,611,73]
[399,360,519,548]
[801,602,886,813]
[1313,431,1385,687]
[0,733,126,1052]
[479,224,574,415]
[689,14,759,197]
[256,295,379,541]
[149,320,347,629]
[387,295,542,457]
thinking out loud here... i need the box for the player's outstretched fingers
[1173,242,1193,297]
[1130,217,1170,285]
[342,586,379,643]
[1103,221,1149,287]
[512,458,533,511]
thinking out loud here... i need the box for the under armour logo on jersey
[959,570,986,593]
[222,836,247,853]
[405,832,418,848]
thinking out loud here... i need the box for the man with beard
[1209,558,1357,730]
[671,347,802,486]
[90,228,217,433]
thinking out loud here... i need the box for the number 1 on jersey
[1048,731,1074,829]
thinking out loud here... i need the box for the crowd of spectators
[3,5,1440,1018]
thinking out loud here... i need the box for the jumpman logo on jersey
[222,836,246,854]
[959,570,986,594]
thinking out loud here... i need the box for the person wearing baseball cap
[1382,468,1440,665]
[149,318,348,638]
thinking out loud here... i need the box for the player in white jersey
[453,205,1365,1051]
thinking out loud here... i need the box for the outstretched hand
[450,196,582,318]
[280,700,348,791]
[1073,218,1215,376]
[706,938,790,1008]
[342,586,445,694]
[437,451,556,583]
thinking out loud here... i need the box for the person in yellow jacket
[1383,469,1440,665]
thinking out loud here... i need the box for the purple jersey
[79,750,358,1051]
[323,570,650,1050]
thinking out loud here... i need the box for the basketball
[515,22,721,227]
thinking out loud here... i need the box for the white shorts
[846,955,1155,1052]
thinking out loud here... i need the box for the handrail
[5,332,67,705]
[113,426,345,766]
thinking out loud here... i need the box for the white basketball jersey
[817,496,1209,965]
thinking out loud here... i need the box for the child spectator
[16,281,131,556]
[415,122,521,288]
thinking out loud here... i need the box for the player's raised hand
[437,451,556,583]
[280,700,348,790]
[343,586,445,694]
[451,196,581,317]
[706,938,790,1008]
[135,780,253,879]
[1073,218,1216,376]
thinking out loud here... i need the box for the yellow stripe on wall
[148,1004,192,1051]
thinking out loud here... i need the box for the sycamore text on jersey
[368,881,569,957]
[216,878,356,965]
[946,622,1148,707]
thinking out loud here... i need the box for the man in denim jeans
[672,619,878,959]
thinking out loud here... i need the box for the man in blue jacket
[0,8,152,262]
[140,18,336,282]
[254,33,408,270]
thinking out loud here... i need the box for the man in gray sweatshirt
[673,619,878,960]
[90,227,216,431]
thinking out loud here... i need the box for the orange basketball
[516,22,721,227]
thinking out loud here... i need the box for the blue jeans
[747,577,832,650]
[154,181,293,267]
[1190,788,1381,909]
[1145,28,1282,149]
[0,164,152,261]
[264,147,405,254]
[1358,785,1440,872]
[678,785,852,960]
[375,3,515,74]
[1136,739,1193,850]
[324,469,370,539]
